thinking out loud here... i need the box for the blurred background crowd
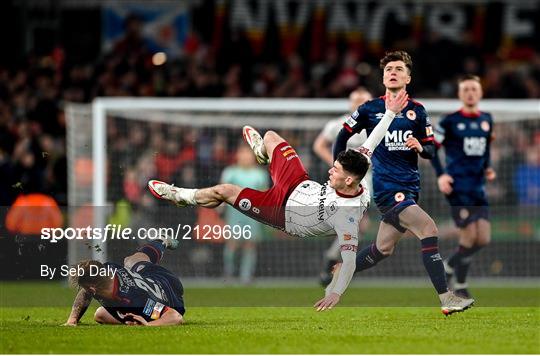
[0,0,538,227]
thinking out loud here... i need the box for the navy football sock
[138,240,165,264]
[355,242,387,272]
[447,245,467,268]
[421,237,448,294]
[456,245,483,284]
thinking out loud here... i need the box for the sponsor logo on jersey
[406,110,416,120]
[481,121,490,132]
[463,137,487,156]
[318,184,327,221]
[345,116,357,127]
[426,126,433,136]
[385,130,413,151]
[239,198,252,211]
[340,244,358,252]
[394,192,405,202]
[457,123,466,130]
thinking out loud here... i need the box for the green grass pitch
[1,282,539,354]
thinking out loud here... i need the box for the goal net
[65,98,540,281]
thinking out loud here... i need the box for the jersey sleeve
[342,104,370,134]
[330,206,360,250]
[434,115,449,146]
[327,206,362,295]
[484,113,494,169]
[415,106,435,146]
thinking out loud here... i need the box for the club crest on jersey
[344,234,352,241]
[239,198,252,211]
[459,208,469,219]
[481,121,490,132]
[406,110,416,120]
[394,192,405,202]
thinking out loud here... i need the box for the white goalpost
[66,98,540,280]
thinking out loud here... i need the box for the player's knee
[476,233,491,247]
[420,218,438,237]
[377,242,395,256]
[94,307,108,324]
[263,130,285,146]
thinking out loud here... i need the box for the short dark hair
[458,74,481,84]
[336,149,370,182]
[68,260,109,289]
[380,51,413,73]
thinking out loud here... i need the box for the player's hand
[314,292,341,312]
[124,313,148,326]
[485,167,497,181]
[438,174,454,195]
[385,89,409,114]
[405,136,423,153]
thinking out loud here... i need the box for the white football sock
[176,188,198,205]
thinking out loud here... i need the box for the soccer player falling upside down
[149,90,408,311]
[333,50,474,315]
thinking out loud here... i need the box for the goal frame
[89,97,539,261]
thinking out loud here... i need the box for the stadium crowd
[0,17,539,214]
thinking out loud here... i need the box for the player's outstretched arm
[314,248,356,311]
[360,89,408,155]
[63,288,94,326]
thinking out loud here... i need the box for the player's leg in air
[148,126,306,230]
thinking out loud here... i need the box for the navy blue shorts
[132,261,186,315]
[374,191,419,233]
[446,190,489,228]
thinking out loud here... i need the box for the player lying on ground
[332,50,474,315]
[64,238,185,326]
[148,89,409,311]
